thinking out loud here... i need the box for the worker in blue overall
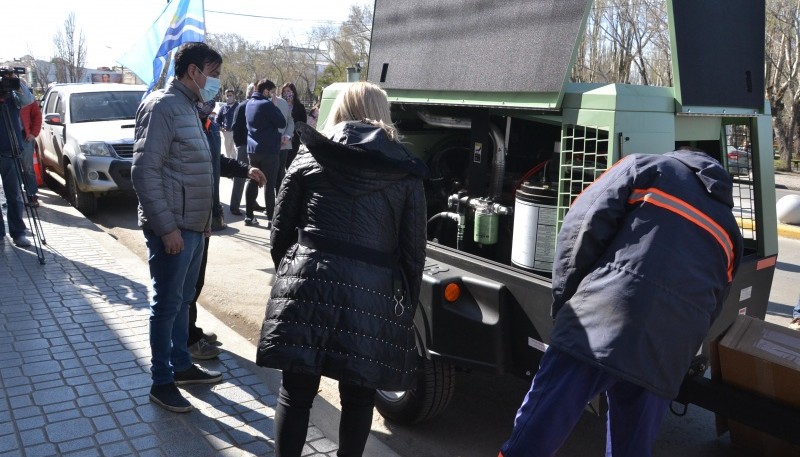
[500,147,744,457]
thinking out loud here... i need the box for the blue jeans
[144,228,205,385]
[500,348,671,457]
[0,154,27,238]
[21,139,37,197]
[793,295,800,319]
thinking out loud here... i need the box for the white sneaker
[13,235,31,247]
[790,318,800,331]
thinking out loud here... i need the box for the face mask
[191,68,221,102]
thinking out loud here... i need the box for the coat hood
[298,121,428,175]
[665,150,734,207]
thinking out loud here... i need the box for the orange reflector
[444,283,461,302]
[756,256,777,270]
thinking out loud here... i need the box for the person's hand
[281,135,291,146]
[248,167,267,187]
[161,229,184,255]
[25,133,35,142]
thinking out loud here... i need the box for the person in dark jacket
[256,82,428,457]
[229,82,255,215]
[499,147,744,457]
[196,100,226,232]
[244,79,286,226]
[187,100,266,360]
[0,67,34,248]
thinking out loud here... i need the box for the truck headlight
[80,142,113,157]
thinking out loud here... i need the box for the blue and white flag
[118,0,205,93]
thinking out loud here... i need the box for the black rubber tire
[66,164,97,215]
[375,357,455,424]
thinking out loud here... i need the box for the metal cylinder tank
[511,183,558,273]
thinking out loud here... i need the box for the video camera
[0,66,26,93]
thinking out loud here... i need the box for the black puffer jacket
[256,121,428,391]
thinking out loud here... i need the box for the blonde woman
[256,82,428,457]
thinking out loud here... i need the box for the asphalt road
[47,178,800,457]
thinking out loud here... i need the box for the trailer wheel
[375,357,455,424]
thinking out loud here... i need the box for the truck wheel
[375,357,455,424]
[66,164,97,215]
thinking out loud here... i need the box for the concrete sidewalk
[0,201,398,456]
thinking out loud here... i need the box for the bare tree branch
[53,12,87,83]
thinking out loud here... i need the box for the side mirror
[44,113,63,126]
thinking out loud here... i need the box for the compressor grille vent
[725,122,757,245]
[556,125,610,229]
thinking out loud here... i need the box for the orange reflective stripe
[628,187,735,282]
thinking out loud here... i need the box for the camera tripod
[1,99,46,264]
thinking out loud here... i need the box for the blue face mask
[192,70,221,102]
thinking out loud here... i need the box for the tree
[205,3,373,104]
[206,33,275,99]
[573,0,798,163]
[765,0,800,169]
[321,5,372,82]
[22,50,54,92]
[53,12,87,83]
[572,0,670,85]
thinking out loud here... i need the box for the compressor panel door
[368,0,590,107]
[670,0,766,111]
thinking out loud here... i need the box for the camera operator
[0,66,34,247]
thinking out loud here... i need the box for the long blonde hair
[325,82,399,141]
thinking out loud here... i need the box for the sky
[4,0,359,69]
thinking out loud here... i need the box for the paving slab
[0,196,399,457]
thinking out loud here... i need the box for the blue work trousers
[144,228,205,385]
[500,348,671,457]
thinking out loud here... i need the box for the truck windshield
[70,91,144,123]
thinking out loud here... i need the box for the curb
[778,222,800,240]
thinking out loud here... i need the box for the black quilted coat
[256,121,428,391]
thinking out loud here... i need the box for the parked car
[36,83,147,214]
[727,145,752,176]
